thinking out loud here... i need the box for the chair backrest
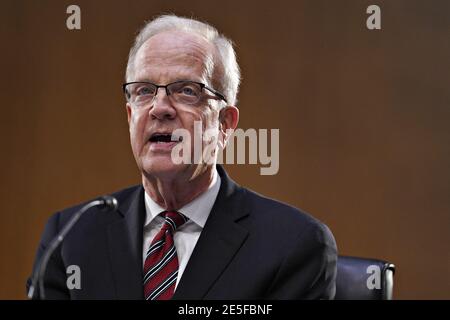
[335,255,395,300]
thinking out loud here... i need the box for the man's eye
[180,86,198,96]
[136,86,155,96]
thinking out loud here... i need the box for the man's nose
[149,87,176,120]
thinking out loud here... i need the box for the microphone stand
[28,196,117,299]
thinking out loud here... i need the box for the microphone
[27,195,118,299]
[100,195,119,211]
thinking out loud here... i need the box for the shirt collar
[144,168,221,228]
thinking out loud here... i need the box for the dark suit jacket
[28,165,337,299]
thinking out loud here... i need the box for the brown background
[0,0,449,299]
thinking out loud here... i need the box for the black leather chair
[335,256,395,300]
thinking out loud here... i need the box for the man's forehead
[135,30,214,65]
[132,30,216,83]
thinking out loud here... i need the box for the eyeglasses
[122,80,227,107]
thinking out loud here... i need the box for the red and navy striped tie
[143,211,188,300]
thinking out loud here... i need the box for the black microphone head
[100,196,118,211]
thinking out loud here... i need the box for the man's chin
[141,160,188,179]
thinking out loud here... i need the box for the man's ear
[219,106,239,147]
[126,103,132,125]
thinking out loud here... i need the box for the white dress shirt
[143,169,221,289]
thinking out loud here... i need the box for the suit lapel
[106,186,145,299]
[173,166,250,299]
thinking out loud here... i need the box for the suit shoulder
[242,187,335,243]
[48,185,142,227]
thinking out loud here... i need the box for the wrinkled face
[126,30,223,180]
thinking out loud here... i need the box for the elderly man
[28,15,337,300]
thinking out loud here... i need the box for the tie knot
[162,211,188,232]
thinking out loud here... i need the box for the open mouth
[149,133,183,143]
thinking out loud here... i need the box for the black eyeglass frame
[122,80,228,105]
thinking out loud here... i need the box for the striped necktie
[143,211,188,300]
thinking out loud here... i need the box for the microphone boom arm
[28,197,117,299]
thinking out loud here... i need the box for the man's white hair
[125,14,241,106]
